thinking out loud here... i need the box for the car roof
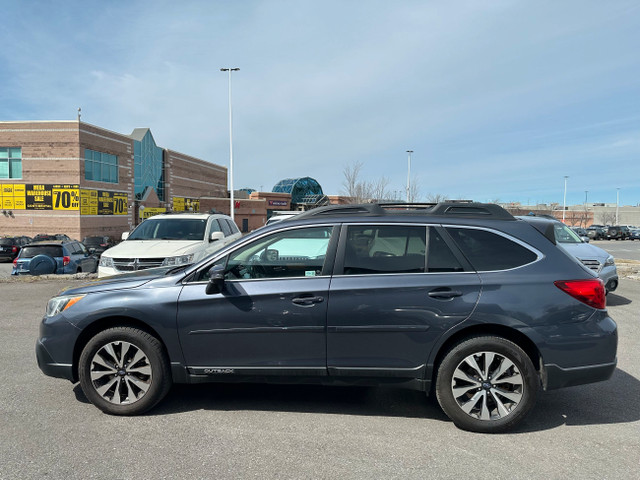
[147,213,228,220]
[26,240,68,246]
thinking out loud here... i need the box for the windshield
[127,218,207,241]
[554,224,583,244]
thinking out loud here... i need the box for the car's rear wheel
[436,336,539,433]
[79,327,172,415]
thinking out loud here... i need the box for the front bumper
[36,338,74,381]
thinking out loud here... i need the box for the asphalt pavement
[1,276,639,479]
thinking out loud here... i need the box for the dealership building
[0,120,299,239]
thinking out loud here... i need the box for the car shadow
[606,292,632,306]
[118,367,640,433]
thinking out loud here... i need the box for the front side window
[85,149,118,183]
[224,226,333,280]
[343,225,427,275]
[0,147,22,179]
[446,227,538,271]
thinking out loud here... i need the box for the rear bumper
[544,360,617,390]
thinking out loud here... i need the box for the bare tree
[370,177,392,202]
[342,161,364,200]
[407,176,421,203]
[426,193,446,203]
[599,211,616,226]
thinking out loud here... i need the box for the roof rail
[293,202,514,220]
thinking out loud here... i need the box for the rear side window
[343,225,426,274]
[20,246,64,258]
[446,228,537,271]
[218,219,232,236]
[225,219,239,235]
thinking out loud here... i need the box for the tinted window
[20,246,64,258]
[0,238,15,246]
[427,228,464,272]
[226,219,239,235]
[446,228,537,271]
[218,219,232,236]
[224,226,333,280]
[343,225,426,275]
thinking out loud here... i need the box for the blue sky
[1,0,639,205]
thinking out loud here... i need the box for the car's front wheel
[436,336,539,433]
[79,327,172,415]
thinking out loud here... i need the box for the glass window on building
[133,130,165,201]
[0,147,22,179]
[84,149,118,183]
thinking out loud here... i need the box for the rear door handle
[428,289,463,299]
[292,295,324,306]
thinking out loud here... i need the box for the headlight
[45,295,85,317]
[99,256,114,268]
[161,254,194,266]
[605,256,615,266]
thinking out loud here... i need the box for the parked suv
[0,236,31,262]
[12,240,98,275]
[37,203,617,433]
[97,213,242,277]
[606,226,631,240]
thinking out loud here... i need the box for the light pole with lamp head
[616,188,620,224]
[221,67,240,221]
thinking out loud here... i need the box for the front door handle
[292,295,325,306]
[428,289,463,299]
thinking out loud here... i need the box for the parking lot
[0,253,639,479]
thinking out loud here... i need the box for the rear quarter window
[446,227,537,271]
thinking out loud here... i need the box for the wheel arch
[428,323,542,390]
[71,316,167,382]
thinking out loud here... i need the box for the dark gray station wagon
[37,202,617,433]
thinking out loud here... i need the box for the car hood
[59,266,183,295]
[559,242,611,262]
[102,240,202,258]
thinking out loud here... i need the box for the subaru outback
[36,202,617,433]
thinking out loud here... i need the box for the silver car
[555,223,618,293]
[518,216,618,293]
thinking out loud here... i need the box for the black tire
[79,327,172,415]
[435,336,539,433]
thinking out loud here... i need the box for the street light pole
[221,67,240,221]
[406,150,413,202]
[562,176,568,222]
[616,188,620,224]
[584,190,588,205]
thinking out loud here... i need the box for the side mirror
[206,264,225,295]
[121,232,129,241]
[209,231,225,243]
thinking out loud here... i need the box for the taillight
[554,279,606,310]
[63,256,71,266]
[100,243,107,247]
[12,246,18,253]
[13,258,17,266]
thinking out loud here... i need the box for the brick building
[0,120,238,239]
